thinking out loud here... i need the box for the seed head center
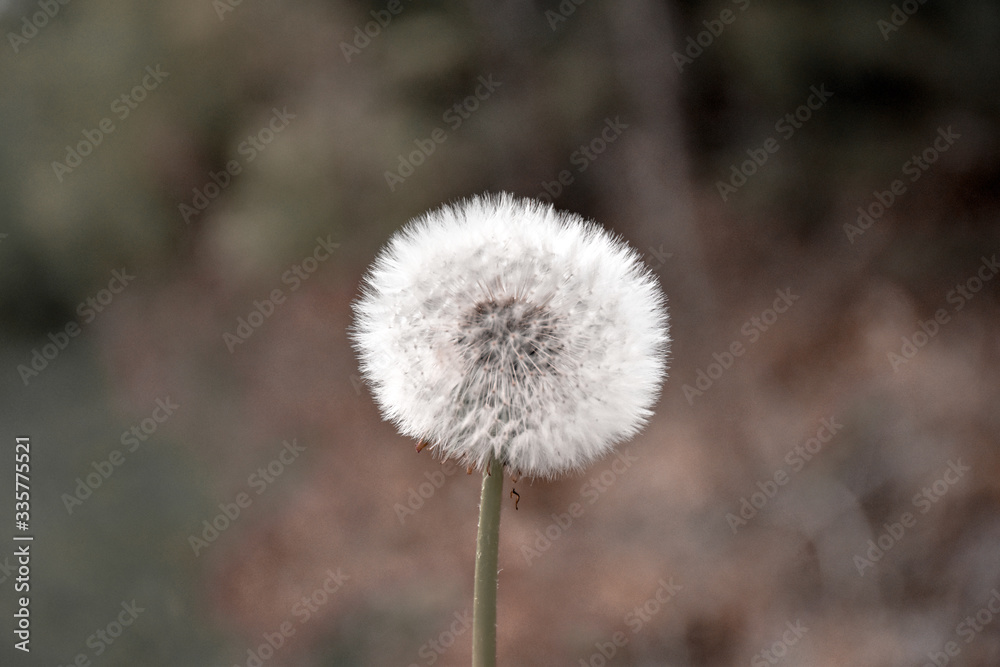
[458,297,557,375]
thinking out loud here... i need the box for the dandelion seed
[352,192,670,479]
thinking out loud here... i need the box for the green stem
[472,454,503,667]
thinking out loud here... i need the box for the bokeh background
[2,0,999,665]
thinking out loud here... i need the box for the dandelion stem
[472,454,503,667]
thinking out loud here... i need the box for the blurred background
[1,0,999,665]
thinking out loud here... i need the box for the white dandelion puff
[352,192,669,479]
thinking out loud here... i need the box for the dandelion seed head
[352,193,669,478]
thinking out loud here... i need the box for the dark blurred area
[1,0,998,665]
